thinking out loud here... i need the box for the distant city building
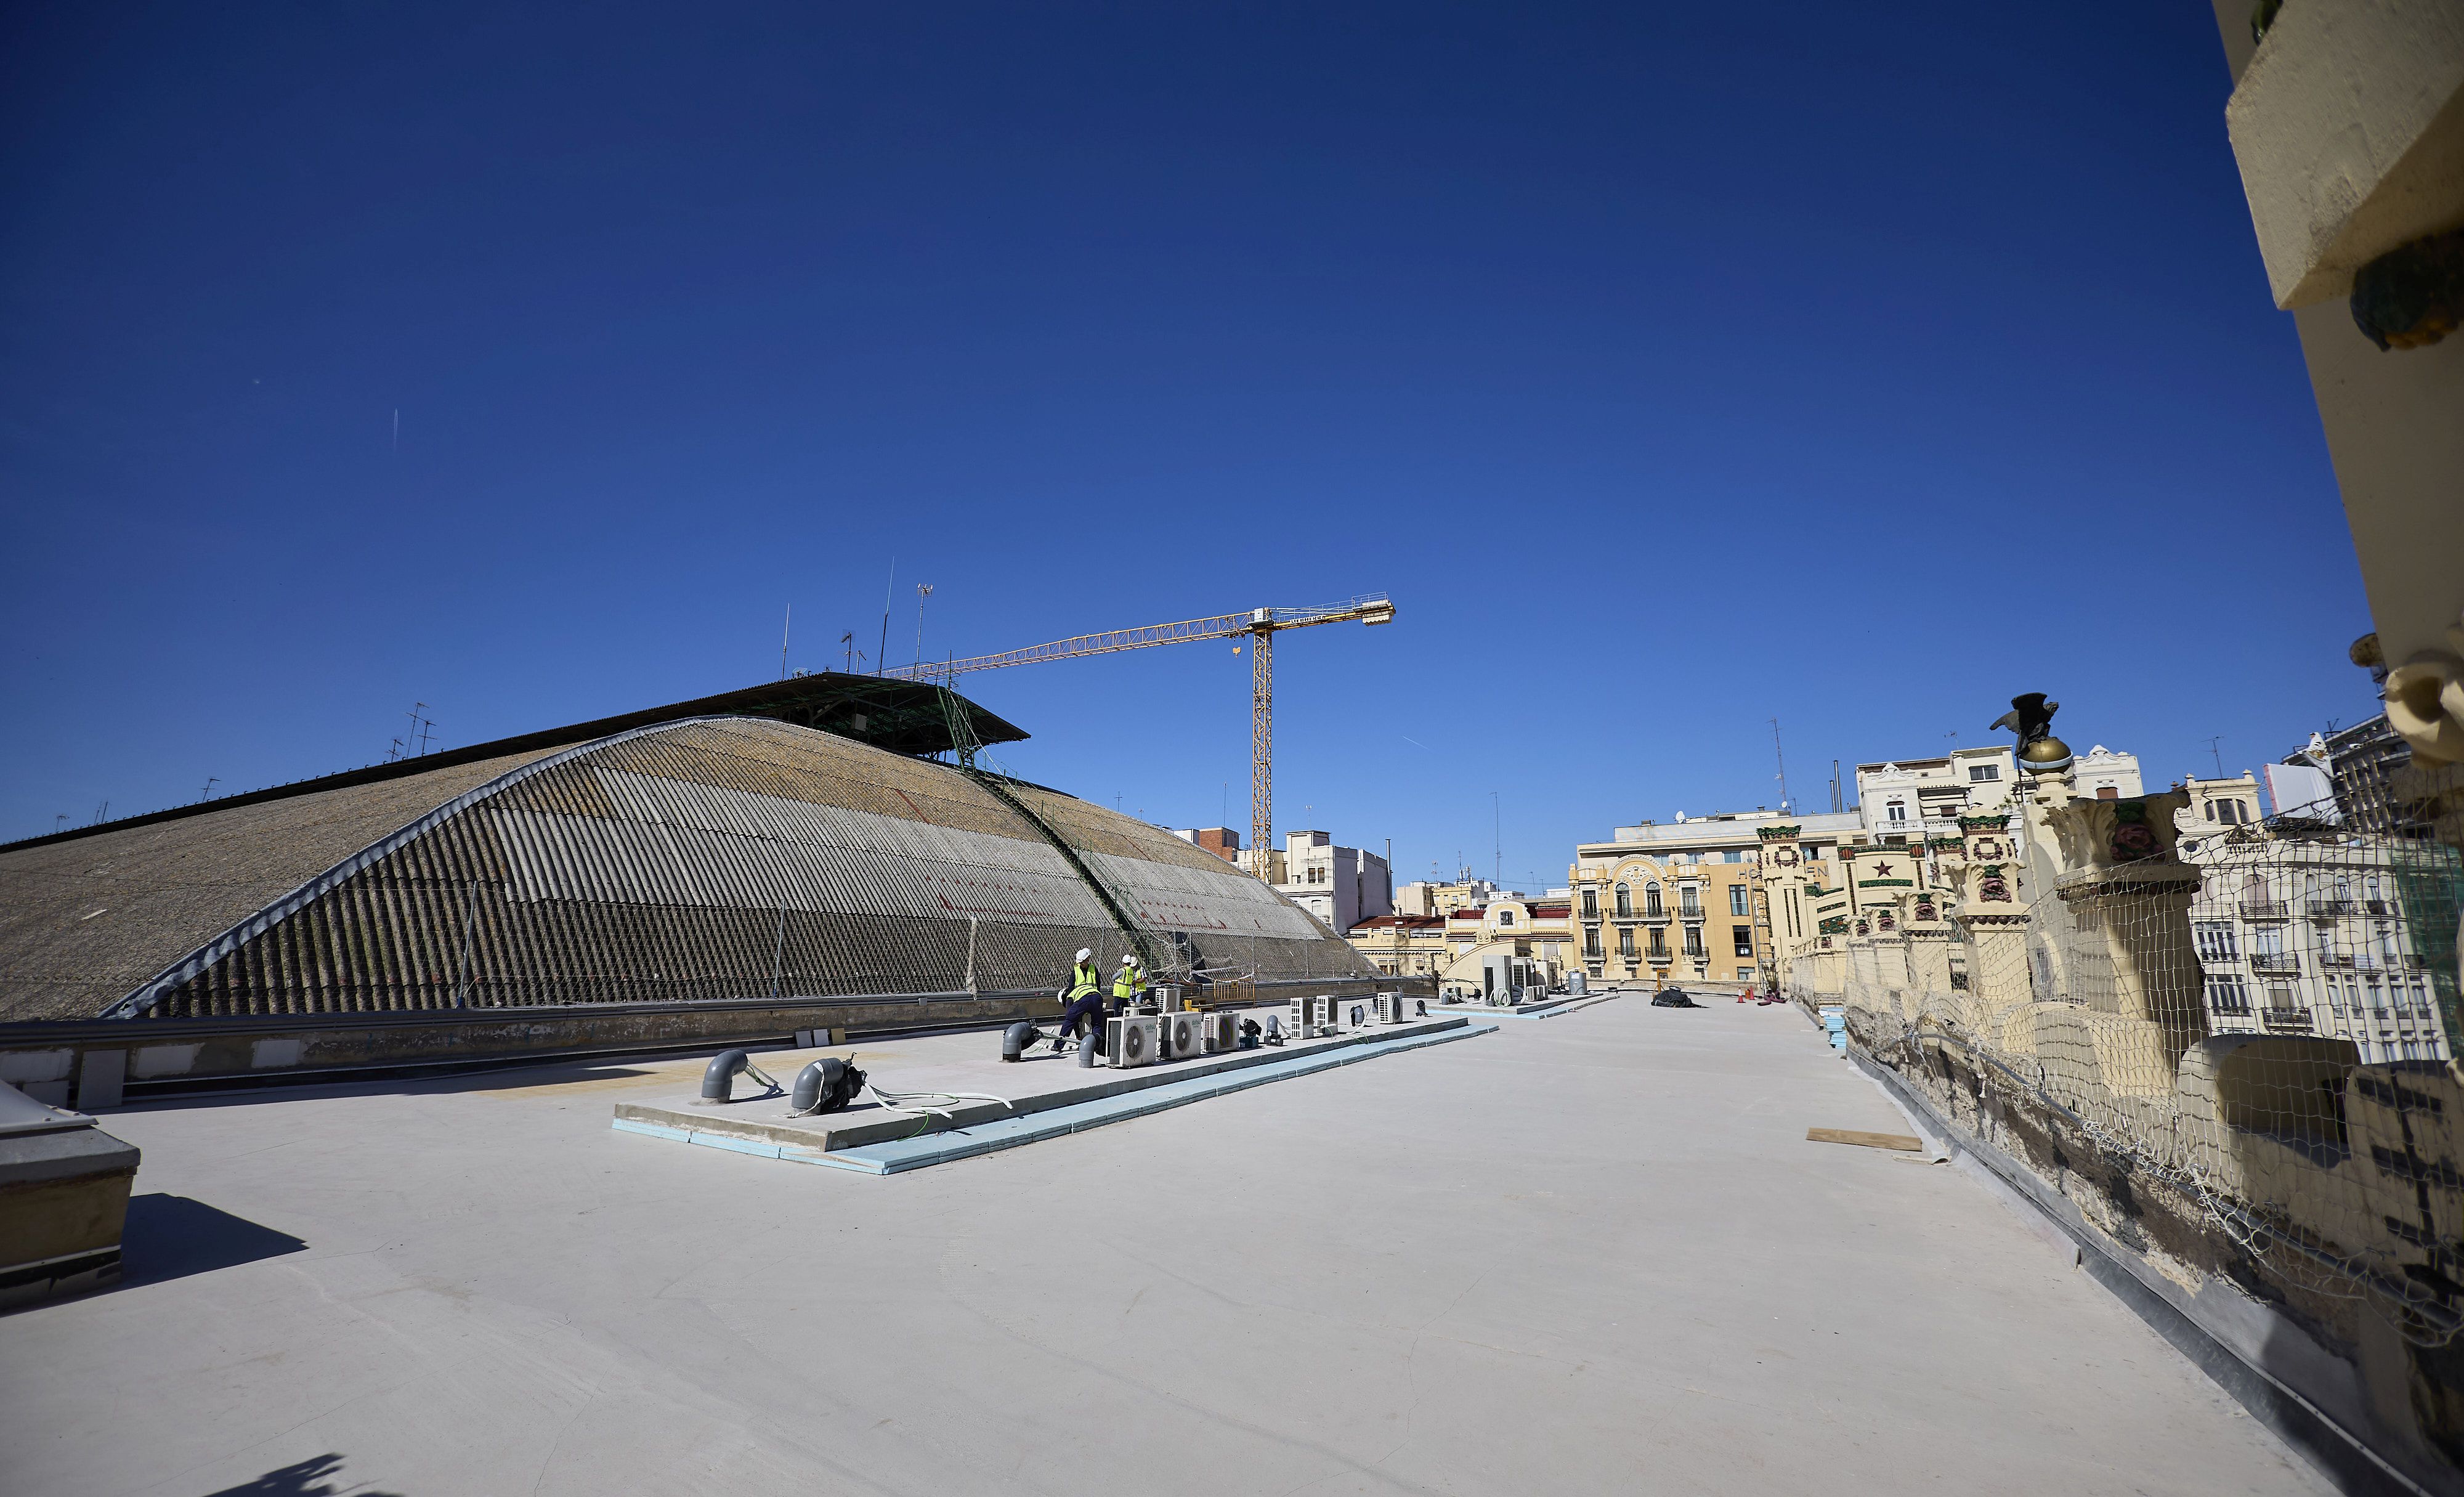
[1392,878,1503,918]
[1854,745,2021,837]
[1248,830,1391,933]
[1438,896,1572,1001]
[1346,914,1448,978]
[1171,826,1242,862]
[2070,745,2144,801]
[2182,816,2450,1065]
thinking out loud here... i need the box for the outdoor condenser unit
[1161,1011,1202,1061]
[1107,1015,1162,1069]
[1287,997,1310,1038]
[1312,996,1338,1036]
[1198,1012,1237,1052]
[1375,992,1406,1025]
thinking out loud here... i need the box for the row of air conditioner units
[1284,992,1416,1040]
[1105,1010,1236,1068]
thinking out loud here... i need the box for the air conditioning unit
[1375,992,1407,1025]
[1106,1015,1162,1068]
[1310,996,1337,1036]
[1161,1011,1202,1061]
[1342,999,1371,1029]
[1287,997,1310,1038]
[1197,1012,1238,1052]
[1152,984,1183,1013]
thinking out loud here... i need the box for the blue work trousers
[1057,992,1109,1042]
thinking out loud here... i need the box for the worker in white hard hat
[1111,952,1148,1013]
[1053,947,1106,1052]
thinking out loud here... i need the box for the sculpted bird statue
[1990,692,2072,773]
[1989,693,2059,748]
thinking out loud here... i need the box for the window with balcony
[1732,925,1753,957]
[1887,801,1907,825]
[1618,928,1635,960]
[1644,882,1663,917]
[1648,928,1667,959]
[1584,928,1602,959]
[2193,921,2238,962]
[1581,888,1597,919]
[1728,885,1749,917]
[2207,972,2251,1014]
[1614,883,1631,917]
[1679,892,1702,919]
[1684,926,1706,959]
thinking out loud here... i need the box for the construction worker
[1053,947,1106,1052]
[1111,952,1148,1013]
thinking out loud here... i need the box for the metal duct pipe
[1000,1021,1039,1062]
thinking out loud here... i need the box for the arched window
[1645,881,1664,916]
[1613,883,1631,917]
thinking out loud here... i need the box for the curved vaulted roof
[0,716,1368,1023]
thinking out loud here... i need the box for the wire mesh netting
[1786,737,2464,1349]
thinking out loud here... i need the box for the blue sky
[1,3,2378,890]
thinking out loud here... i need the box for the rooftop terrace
[0,1002,2328,1495]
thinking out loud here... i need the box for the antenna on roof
[877,557,895,677]
[780,604,792,682]
[1770,717,1791,813]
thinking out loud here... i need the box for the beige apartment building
[1570,813,1793,986]
[1345,914,1448,979]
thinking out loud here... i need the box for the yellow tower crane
[881,594,1395,875]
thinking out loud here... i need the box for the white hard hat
[1121,952,1138,965]
[1076,947,1092,962]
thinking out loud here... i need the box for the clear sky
[1,3,2380,890]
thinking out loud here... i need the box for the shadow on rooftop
[201,1451,403,1496]
[121,1193,308,1289]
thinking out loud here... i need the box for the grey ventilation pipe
[789,1057,866,1115]
[1001,1022,1039,1062]
[697,1049,780,1105]
[1077,1028,1101,1067]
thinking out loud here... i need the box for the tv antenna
[1770,718,1791,811]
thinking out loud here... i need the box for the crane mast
[880,595,1393,877]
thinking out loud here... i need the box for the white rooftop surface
[1,1004,2328,1496]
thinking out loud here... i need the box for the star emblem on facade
[1873,862,1894,877]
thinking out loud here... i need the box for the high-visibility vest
[1067,962,1101,1000]
[1112,965,1145,1000]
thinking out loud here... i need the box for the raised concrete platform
[613,1014,1481,1170]
[618,1020,1494,1174]
[1426,991,1622,1021]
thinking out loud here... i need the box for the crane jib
[878,596,1394,882]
